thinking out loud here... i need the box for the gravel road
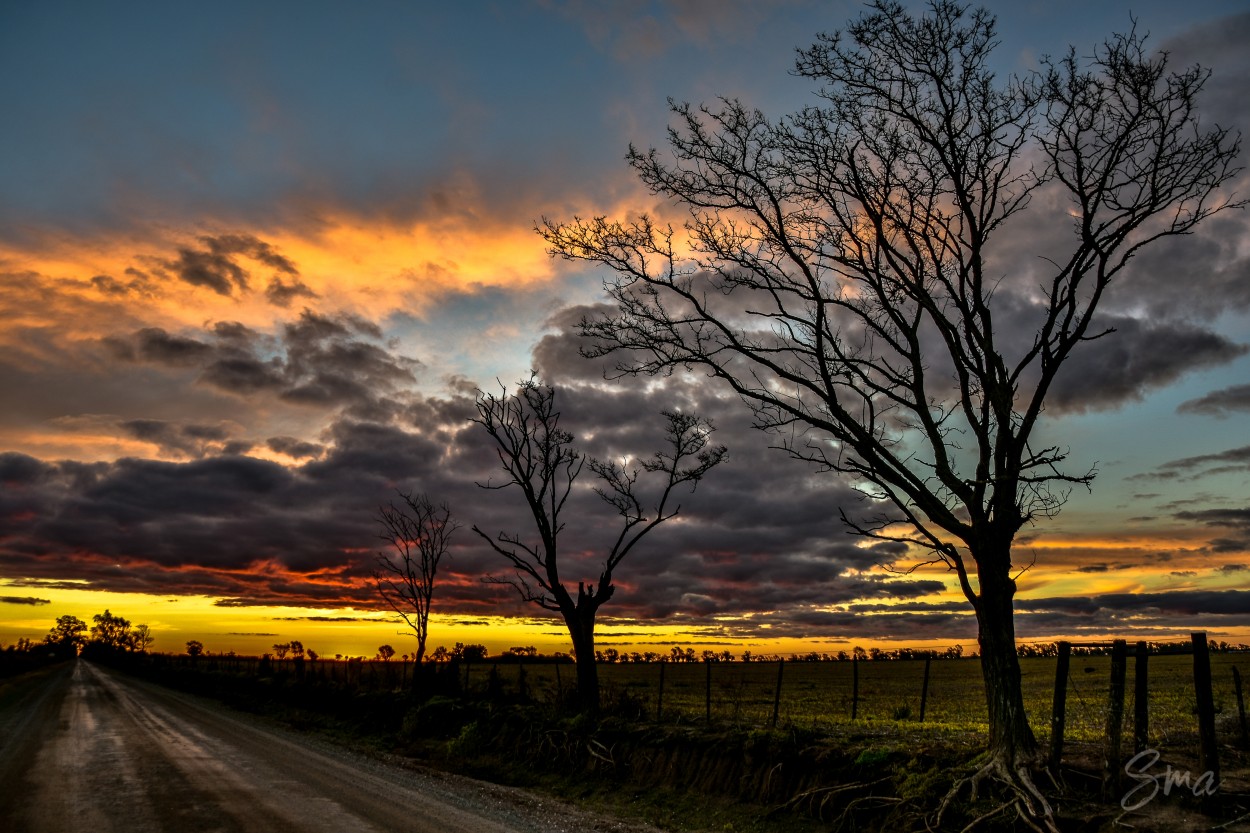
[0,661,663,833]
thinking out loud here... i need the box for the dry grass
[468,654,1249,753]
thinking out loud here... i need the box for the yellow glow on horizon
[4,579,1248,656]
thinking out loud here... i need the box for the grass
[466,654,1249,751]
[103,651,1250,832]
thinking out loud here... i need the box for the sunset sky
[2,1,1249,660]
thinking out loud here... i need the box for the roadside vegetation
[10,626,1242,833]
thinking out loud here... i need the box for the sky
[2,0,1249,660]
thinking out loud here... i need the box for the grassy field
[466,654,1249,749]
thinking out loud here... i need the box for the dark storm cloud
[1177,383,1250,418]
[990,588,1250,640]
[265,278,320,308]
[105,310,423,420]
[90,275,135,297]
[0,368,487,608]
[1114,14,1250,321]
[1019,590,1250,617]
[1039,314,1246,414]
[117,418,240,459]
[0,332,938,623]
[266,436,325,459]
[1128,447,1250,490]
[268,610,390,615]
[103,327,213,366]
[157,234,298,296]
[1175,507,1250,528]
[1162,446,1250,476]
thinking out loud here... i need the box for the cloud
[265,278,319,307]
[266,436,325,460]
[1175,507,1250,527]
[105,309,423,421]
[1019,589,1250,618]
[117,418,246,459]
[0,342,927,624]
[1128,446,1250,485]
[1040,314,1246,414]
[103,328,214,366]
[1178,383,1250,418]
[268,610,390,615]
[0,596,51,606]
[155,234,298,297]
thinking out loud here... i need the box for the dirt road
[0,661,656,833]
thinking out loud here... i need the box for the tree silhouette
[375,492,459,666]
[132,623,155,653]
[185,639,204,658]
[541,1,1240,821]
[272,642,290,660]
[88,610,134,652]
[377,644,395,662]
[44,615,87,655]
[472,377,725,710]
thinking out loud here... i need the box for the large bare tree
[541,1,1240,823]
[375,492,459,668]
[472,377,725,710]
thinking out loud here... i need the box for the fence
[135,634,1248,775]
[1049,633,1249,795]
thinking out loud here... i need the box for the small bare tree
[472,377,725,710]
[132,623,155,653]
[375,492,459,666]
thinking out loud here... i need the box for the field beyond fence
[134,645,1249,762]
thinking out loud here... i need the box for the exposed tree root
[936,752,1061,833]
[779,777,890,819]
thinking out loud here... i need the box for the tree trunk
[565,607,600,712]
[977,574,1039,766]
[965,546,1056,829]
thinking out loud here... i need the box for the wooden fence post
[1192,632,1220,787]
[1134,641,1149,753]
[1233,667,1248,749]
[919,655,931,723]
[656,661,666,721]
[1102,639,1127,798]
[1050,641,1071,770]
[851,655,860,720]
[771,660,785,729]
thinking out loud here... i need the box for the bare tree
[472,377,725,710]
[375,492,459,666]
[132,623,155,653]
[540,0,1240,822]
